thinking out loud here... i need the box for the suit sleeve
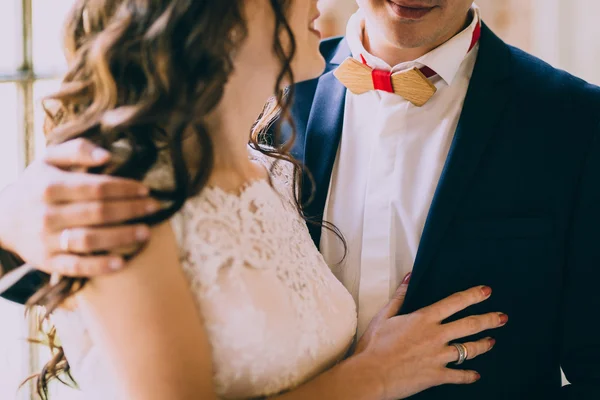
[560,121,600,399]
[0,249,46,305]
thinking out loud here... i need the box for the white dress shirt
[320,5,482,337]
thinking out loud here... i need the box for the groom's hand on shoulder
[0,138,159,277]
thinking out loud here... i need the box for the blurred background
[0,0,596,398]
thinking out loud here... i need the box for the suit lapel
[405,25,515,305]
[302,40,350,246]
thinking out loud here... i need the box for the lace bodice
[53,148,357,399]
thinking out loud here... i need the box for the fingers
[421,286,492,322]
[48,225,150,254]
[441,337,496,364]
[41,254,125,277]
[43,173,150,203]
[440,369,481,385]
[47,199,160,231]
[383,272,412,319]
[44,138,112,169]
[441,312,508,342]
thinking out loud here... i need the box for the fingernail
[481,286,492,297]
[498,313,509,326]
[136,226,150,241]
[402,272,412,284]
[109,258,124,270]
[91,148,110,161]
[139,186,150,196]
[146,202,158,213]
[488,338,496,349]
[474,373,481,382]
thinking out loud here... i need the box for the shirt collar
[346,4,481,86]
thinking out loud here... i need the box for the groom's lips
[387,0,436,20]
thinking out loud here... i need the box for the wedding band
[452,343,468,365]
[59,229,72,253]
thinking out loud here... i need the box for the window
[0,1,80,399]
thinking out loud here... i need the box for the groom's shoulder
[289,36,346,103]
[319,36,346,63]
[505,44,600,114]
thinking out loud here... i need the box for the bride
[25,0,506,399]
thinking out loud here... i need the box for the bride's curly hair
[22,0,343,398]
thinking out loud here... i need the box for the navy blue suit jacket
[280,24,600,399]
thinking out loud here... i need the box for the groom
[0,0,599,399]
[279,1,600,398]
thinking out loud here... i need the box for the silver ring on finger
[452,343,468,365]
[59,229,72,253]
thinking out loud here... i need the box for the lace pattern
[171,148,357,397]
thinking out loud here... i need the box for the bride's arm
[78,221,218,400]
[271,355,383,400]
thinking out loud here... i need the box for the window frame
[4,0,63,398]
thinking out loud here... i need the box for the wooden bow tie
[334,57,437,107]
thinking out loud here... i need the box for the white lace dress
[53,148,358,399]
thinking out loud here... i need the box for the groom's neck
[362,10,472,66]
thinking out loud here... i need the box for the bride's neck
[200,69,274,188]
